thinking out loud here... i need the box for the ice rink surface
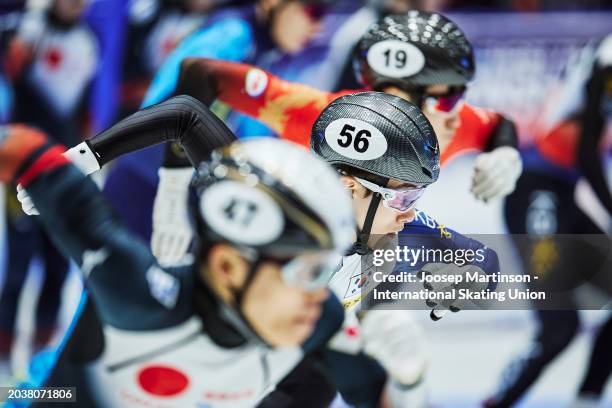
[0,154,610,407]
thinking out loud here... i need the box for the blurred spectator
[0,0,98,376]
[5,0,97,142]
[120,0,220,115]
[486,34,612,408]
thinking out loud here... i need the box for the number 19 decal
[367,40,425,78]
[325,118,388,160]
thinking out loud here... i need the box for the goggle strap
[232,256,261,313]
[354,192,382,256]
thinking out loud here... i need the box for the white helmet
[191,138,355,259]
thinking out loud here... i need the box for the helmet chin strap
[352,192,382,255]
[228,256,273,347]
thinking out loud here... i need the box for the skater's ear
[339,175,370,199]
[202,244,249,304]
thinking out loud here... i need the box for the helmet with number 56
[311,91,439,254]
[311,91,439,186]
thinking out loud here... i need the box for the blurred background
[0,0,610,407]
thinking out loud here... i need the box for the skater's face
[341,176,417,235]
[52,0,87,23]
[203,244,329,346]
[384,84,463,152]
[270,1,322,54]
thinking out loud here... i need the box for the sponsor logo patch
[245,68,268,98]
[146,265,180,309]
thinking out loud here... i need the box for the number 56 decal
[325,118,388,160]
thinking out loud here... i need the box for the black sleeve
[484,115,519,152]
[87,95,236,168]
[256,354,337,408]
[577,63,612,215]
[162,57,226,168]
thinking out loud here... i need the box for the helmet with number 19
[355,11,475,93]
[354,11,475,152]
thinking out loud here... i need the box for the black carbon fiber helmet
[311,91,440,186]
[355,11,475,90]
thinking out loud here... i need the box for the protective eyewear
[424,86,466,114]
[280,252,340,291]
[354,177,424,212]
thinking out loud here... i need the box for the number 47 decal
[338,124,371,153]
[224,198,258,227]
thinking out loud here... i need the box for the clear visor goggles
[354,177,425,213]
[280,251,340,291]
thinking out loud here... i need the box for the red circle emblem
[137,365,189,397]
[44,48,62,70]
[345,326,359,337]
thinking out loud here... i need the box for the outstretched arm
[150,59,338,263]
[76,95,236,169]
[176,57,333,140]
